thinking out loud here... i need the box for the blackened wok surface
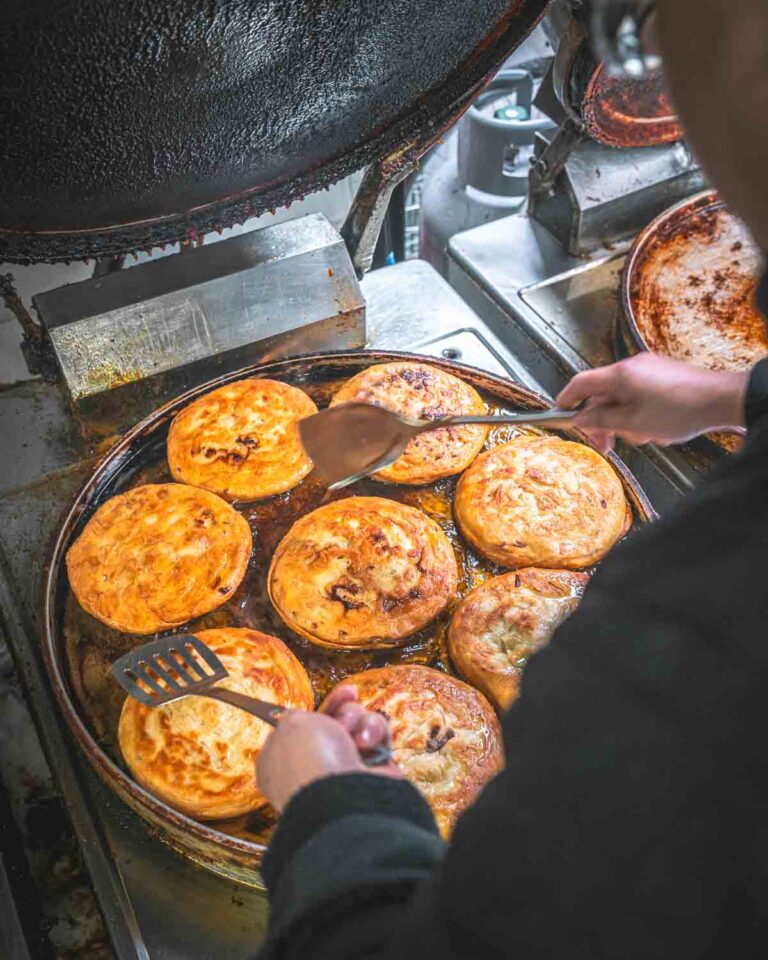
[0,0,549,263]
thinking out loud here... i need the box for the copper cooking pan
[618,190,766,452]
[553,20,681,149]
[619,190,766,364]
[42,350,656,889]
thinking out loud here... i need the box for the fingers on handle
[556,367,614,409]
[331,703,390,748]
[579,427,616,454]
[319,683,358,717]
[353,711,390,749]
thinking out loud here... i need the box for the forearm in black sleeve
[258,774,445,960]
[745,270,768,428]
[259,424,768,960]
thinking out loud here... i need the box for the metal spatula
[299,401,581,489]
[111,635,392,767]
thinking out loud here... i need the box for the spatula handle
[207,687,285,725]
[205,689,393,767]
[439,407,581,427]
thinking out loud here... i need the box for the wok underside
[0,0,550,262]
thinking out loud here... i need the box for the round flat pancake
[268,496,458,649]
[454,436,628,569]
[167,378,317,501]
[66,483,252,634]
[330,362,488,484]
[346,665,503,836]
[448,568,589,711]
[118,628,313,820]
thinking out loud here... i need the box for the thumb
[556,368,613,409]
[577,427,615,454]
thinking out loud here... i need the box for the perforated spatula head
[111,634,228,707]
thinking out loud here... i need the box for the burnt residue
[0,0,549,264]
[47,350,655,880]
[425,724,455,752]
[578,56,682,148]
[327,581,365,611]
[620,193,765,454]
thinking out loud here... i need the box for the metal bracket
[528,115,586,195]
[0,273,58,380]
[341,159,416,277]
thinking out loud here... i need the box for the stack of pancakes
[67,362,630,836]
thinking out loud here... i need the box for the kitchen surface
[1,2,760,957]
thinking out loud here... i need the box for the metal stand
[34,213,366,439]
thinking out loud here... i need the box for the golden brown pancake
[268,496,458,649]
[66,484,252,634]
[346,665,503,836]
[118,628,313,820]
[454,436,628,569]
[167,378,317,501]
[448,568,589,711]
[330,361,488,484]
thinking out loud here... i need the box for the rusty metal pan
[618,190,766,452]
[554,21,681,148]
[620,190,766,367]
[580,62,682,148]
[42,350,656,889]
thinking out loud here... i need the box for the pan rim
[619,188,724,356]
[41,348,657,881]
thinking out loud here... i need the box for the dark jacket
[259,340,768,960]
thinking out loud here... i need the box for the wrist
[695,369,749,432]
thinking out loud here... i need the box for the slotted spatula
[111,634,392,767]
[299,401,582,489]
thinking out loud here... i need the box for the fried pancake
[167,378,317,501]
[66,484,252,634]
[330,361,488,484]
[455,436,628,569]
[118,628,313,820]
[346,665,503,836]
[448,569,589,711]
[268,496,458,648]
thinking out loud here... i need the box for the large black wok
[0,0,550,262]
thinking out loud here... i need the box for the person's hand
[556,353,748,454]
[256,684,402,811]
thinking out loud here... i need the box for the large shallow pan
[42,350,655,888]
[618,190,766,452]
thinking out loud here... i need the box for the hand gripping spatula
[112,634,392,767]
[299,402,581,489]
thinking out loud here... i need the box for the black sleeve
[259,420,768,960]
[745,358,768,429]
[745,270,768,428]
[259,774,445,959]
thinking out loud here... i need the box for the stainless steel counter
[3,258,653,960]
